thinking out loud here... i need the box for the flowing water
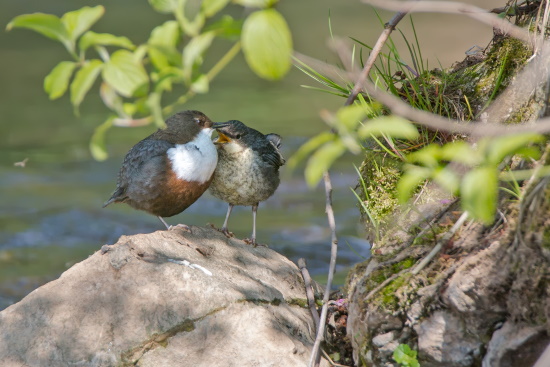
[1,0,502,309]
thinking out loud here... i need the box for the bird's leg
[158,216,191,232]
[244,203,259,247]
[220,204,234,237]
[158,216,171,229]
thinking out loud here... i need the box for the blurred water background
[0,0,501,310]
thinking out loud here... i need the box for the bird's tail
[103,187,125,208]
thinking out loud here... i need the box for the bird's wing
[107,139,174,203]
[259,135,285,168]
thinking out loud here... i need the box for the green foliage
[294,15,546,227]
[288,96,419,187]
[7,0,293,159]
[393,344,420,367]
[44,61,77,100]
[70,59,103,109]
[400,133,543,224]
[242,9,293,80]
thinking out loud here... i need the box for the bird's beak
[212,122,231,129]
[216,132,231,144]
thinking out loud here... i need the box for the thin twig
[321,348,350,367]
[345,1,417,105]
[308,4,417,365]
[295,50,550,136]
[411,211,469,275]
[308,172,339,367]
[298,258,320,328]
[364,267,411,302]
[363,0,533,45]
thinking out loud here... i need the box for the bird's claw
[243,238,267,248]
[209,223,234,238]
[221,227,234,238]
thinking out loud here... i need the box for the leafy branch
[7,0,293,160]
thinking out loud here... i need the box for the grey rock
[372,331,396,348]
[0,226,324,367]
[415,311,481,367]
[483,322,550,367]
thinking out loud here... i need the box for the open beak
[216,132,231,144]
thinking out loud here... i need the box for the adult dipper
[209,120,285,246]
[103,110,228,230]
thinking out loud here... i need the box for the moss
[287,298,308,308]
[379,275,409,309]
[362,257,417,295]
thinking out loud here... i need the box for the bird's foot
[168,224,192,233]
[208,223,234,238]
[243,238,267,248]
[220,227,234,238]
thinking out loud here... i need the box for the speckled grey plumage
[209,121,284,206]
[209,120,285,245]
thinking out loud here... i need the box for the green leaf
[102,50,149,98]
[486,133,543,165]
[44,61,77,100]
[6,13,71,47]
[515,146,541,160]
[90,116,114,161]
[191,74,209,93]
[148,0,180,13]
[461,166,497,224]
[61,6,105,41]
[357,94,383,118]
[70,59,103,109]
[149,20,180,48]
[358,116,419,140]
[305,140,346,187]
[407,144,442,167]
[204,15,243,40]
[79,31,134,52]
[184,13,206,38]
[202,0,231,17]
[153,67,185,92]
[242,9,292,80]
[234,0,277,8]
[393,344,419,367]
[182,31,215,81]
[287,132,335,170]
[397,166,430,203]
[440,141,479,166]
[148,21,181,70]
[433,167,459,194]
[335,104,366,131]
[99,82,124,115]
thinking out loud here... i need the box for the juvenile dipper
[103,110,228,230]
[209,120,285,246]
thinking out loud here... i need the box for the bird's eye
[194,117,202,125]
[235,134,241,139]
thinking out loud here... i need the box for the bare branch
[362,0,533,45]
[295,51,550,136]
[308,172,339,367]
[411,211,469,275]
[298,258,320,328]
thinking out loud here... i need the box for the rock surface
[0,226,323,367]
[346,178,550,367]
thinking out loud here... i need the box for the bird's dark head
[166,110,213,130]
[213,120,267,150]
[157,110,215,144]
